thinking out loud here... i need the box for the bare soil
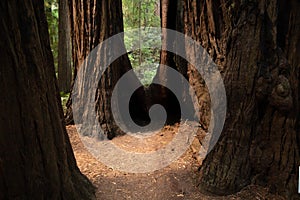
[67,125,285,200]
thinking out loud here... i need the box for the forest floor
[67,125,285,200]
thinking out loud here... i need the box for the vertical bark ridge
[177,0,299,198]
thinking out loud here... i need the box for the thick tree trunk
[58,0,72,93]
[149,0,194,124]
[178,0,299,198]
[0,0,95,199]
[67,0,148,138]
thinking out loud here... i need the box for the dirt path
[67,125,284,200]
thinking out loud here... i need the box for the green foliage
[122,0,161,85]
[45,0,59,72]
[60,91,70,113]
[45,1,69,112]
[44,0,161,86]
[123,0,160,28]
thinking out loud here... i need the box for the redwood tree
[177,0,299,198]
[150,0,194,124]
[0,0,94,199]
[160,0,299,198]
[67,0,148,138]
[58,0,72,92]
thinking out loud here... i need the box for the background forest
[45,0,161,87]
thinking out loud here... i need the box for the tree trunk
[178,0,299,198]
[58,0,72,93]
[67,0,148,138]
[149,0,193,124]
[0,0,95,199]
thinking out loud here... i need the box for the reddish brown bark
[67,0,148,138]
[179,0,300,198]
[58,0,72,93]
[0,0,95,198]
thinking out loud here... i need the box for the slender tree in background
[0,0,95,199]
[58,0,72,92]
[66,0,148,138]
[45,0,59,69]
[171,0,299,198]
